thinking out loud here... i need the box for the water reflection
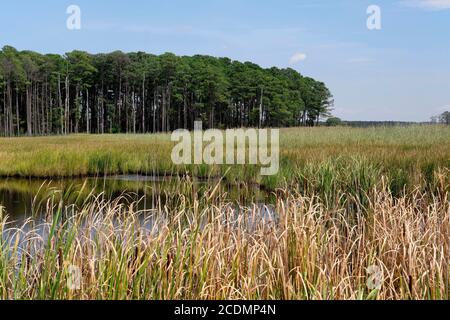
[0,175,274,225]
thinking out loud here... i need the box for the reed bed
[0,183,448,300]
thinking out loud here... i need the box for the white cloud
[436,104,450,111]
[289,52,307,65]
[401,0,450,10]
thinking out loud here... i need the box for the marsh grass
[0,182,448,300]
[0,126,448,192]
[0,125,449,300]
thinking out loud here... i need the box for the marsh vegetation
[0,125,449,299]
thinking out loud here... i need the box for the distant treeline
[0,46,333,136]
[342,121,422,127]
[339,119,449,127]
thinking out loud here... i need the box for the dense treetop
[0,46,333,136]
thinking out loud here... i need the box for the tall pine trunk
[26,82,32,136]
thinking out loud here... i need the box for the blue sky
[1,0,449,121]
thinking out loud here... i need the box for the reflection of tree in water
[0,175,270,223]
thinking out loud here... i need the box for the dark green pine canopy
[0,46,333,136]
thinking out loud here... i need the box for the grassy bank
[0,186,448,300]
[0,125,449,197]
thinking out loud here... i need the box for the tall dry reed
[0,184,448,300]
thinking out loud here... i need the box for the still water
[0,175,274,225]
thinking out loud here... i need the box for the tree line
[0,46,333,136]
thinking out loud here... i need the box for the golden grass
[0,183,448,300]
